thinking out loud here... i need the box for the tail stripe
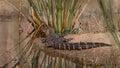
[63,43,66,50]
[78,43,82,50]
[68,44,71,50]
[58,43,61,49]
[73,43,75,50]
[85,42,88,49]
[79,42,86,49]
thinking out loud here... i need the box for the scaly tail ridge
[53,42,111,50]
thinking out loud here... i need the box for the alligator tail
[53,42,111,50]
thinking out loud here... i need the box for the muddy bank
[0,1,19,67]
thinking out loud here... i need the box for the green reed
[27,0,89,34]
[98,0,120,47]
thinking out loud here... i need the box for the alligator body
[40,27,111,50]
[42,33,111,50]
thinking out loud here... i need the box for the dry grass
[0,0,120,67]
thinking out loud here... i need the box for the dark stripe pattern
[51,42,111,50]
[41,29,111,50]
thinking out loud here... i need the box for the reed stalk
[98,0,120,47]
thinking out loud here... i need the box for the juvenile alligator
[40,27,111,50]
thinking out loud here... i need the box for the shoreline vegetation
[0,0,120,67]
